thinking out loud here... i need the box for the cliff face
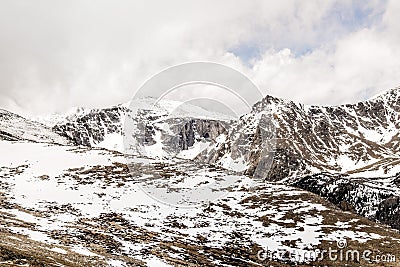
[50,100,231,158]
[52,106,127,147]
[133,115,230,159]
[175,119,228,150]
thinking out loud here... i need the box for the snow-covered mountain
[0,109,70,145]
[27,88,399,181]
[200,87,400,181]
[1,88,400,266]
[52,105,128,151]
[7,87,400,184]
[47,99,233,158]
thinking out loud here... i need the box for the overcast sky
[1,0,399,115]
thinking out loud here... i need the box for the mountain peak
[368,86,400,102]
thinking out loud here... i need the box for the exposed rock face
[0,130,19,141]
[176,119,228,150]
[395,173,400,186]
[376,196,400,230]
[53,106,127,147]
[293,172,400,230]
[51,101,230,159]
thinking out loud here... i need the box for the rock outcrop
[294,172,400,230]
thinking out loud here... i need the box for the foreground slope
[0,141,399,266]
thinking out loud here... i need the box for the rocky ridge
[202,87,400,180]
[0,109,70,145]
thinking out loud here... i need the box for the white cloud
[249,0,400,106]
[0,0,399,115]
